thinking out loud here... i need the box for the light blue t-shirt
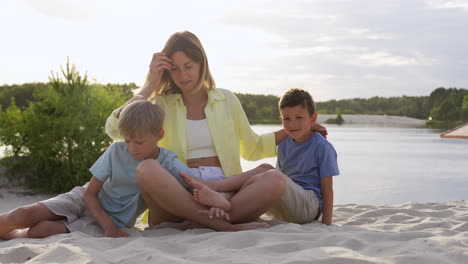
[89,142,195,228]
[276,132,339,208]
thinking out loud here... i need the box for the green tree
[430,99,460,121]
[462,95,468,122]
[0,98,26,156]
[0,59,127,193]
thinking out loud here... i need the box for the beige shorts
[39,185,101,234]
[267,177,320,224]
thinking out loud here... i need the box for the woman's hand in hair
[140,52,174,97]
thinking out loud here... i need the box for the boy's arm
[83,176,128,237]
[320,177,334,225]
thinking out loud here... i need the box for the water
[1,125,467,205]
[243,124,468,205]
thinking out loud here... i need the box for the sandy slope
[1,190,467,264]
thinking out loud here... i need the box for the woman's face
[169,51,201,94]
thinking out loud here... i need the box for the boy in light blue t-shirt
[0,100,197,239]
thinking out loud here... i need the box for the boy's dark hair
[119,100,164,138]
[279,88,316,115]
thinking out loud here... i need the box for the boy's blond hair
[118,100,164,138]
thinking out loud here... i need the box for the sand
[1,187,467,264]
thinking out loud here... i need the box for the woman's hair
[279,88,316,115]
[144,31,216,98]
[119,100,165,138]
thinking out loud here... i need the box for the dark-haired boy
[181,88,339,225]
[270,88,339,225]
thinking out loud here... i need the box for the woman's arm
[83,177,129,237]
[320,177,334,225]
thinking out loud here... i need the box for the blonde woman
[105,31,326,227]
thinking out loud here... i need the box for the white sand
[1,189,467,264]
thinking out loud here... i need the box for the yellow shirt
[105,88,277,177]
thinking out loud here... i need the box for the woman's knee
[258,163,274,171]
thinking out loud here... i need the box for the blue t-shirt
[276,132,339,208]
[89,142,195,228]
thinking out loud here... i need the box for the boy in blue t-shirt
[270,88,339,225]
[0,100,196,239]
[180,88,339,225]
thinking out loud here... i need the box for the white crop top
[186,119,217,159]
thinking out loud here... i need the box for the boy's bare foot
[199,207,230,220]
[0,229,28,240]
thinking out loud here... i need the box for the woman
[105,31,325,229]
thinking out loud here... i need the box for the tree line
[236,87,468,127]
[0,60,466,193]
[2,82,467,127]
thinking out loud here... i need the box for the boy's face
[123,130,164,160]
[280,105,317,143]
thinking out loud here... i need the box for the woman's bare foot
[193,182,232,212]
[179,172,231,211]
[179,172,220,191]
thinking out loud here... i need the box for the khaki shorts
[267,177,320,224]
[39,185,102,234]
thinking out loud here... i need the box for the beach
[1,186,467,263]
[2,118,468,263]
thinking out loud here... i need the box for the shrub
[0,59,128,193]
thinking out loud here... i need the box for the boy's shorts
[189,166,226,181]
[267,176,320,224]
[39,185,101,233]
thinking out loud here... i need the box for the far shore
[0,114,428,159]
[251,114,427,127]
[319,114,426,127]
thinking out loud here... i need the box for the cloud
[348,52,437,67]
[24,0,117,21]
[217,0,468,99]
[2,0,467,101]
[426,0,468,10]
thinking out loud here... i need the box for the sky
[1,0,467,101]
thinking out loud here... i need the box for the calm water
[243,124,468,205]
[1,125,467,205]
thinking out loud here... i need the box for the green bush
[0,60,128,193]
[325,109,344,125]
